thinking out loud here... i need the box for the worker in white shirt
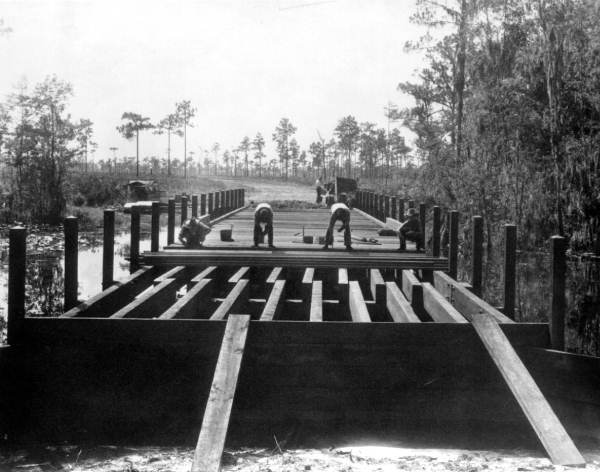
[323,202,352,250]
[253,202,275,248]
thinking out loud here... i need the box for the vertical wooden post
[102,209,115,290]
[167,199,175,245]
[384,196,390,219]
[504,224,517,320]
[220,190,226,214]
[432,206,441,257]
[242,188,245,206]
[192,195,198,218]
[151,201,160,252]
[472,215,484,297]
[391,197,397,221]
[181,195,188,224]
[200,194,207,215]
[208,193,214,218]
[378,194,385,221]
[550,236,566,351]
[8,226,26,345]
[398,198,405,222]
[130,209,140,274]
[448,210,459,279]
[64,216,78,311]
[419,203,426,247]
[214,192,220,217]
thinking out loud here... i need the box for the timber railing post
[472,216,483,296]
[192,194,198,218]
[385,196,390,219]
[408,200,415,209]
[102,209,115,290]
[200,194,207,215]
[448,210,459,279]
[167,198,175,245]
[551,235,566,350]
[151,201,160,252]
[214,192,220,217]
[8,226,26,345]
[391,197,397,221]
[220,190,226,214]
[242,188,245,206]
[432,206,441,257]
[503,224,517,319]
[378,194,384,221]
[398,198,405,222]
[64,216,78,311]
[130,209,140,274]
[208,193,214,218]
[419,203,426,247]
[181,195,188,225]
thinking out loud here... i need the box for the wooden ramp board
[471,313,585,466]
[192,314,250,472]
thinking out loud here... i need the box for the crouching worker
[179,217,211,248]
[323,202,352,251]
[398,208,423,251]
[254,202,275,248]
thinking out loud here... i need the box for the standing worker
[323,202,352,250]
[179,217,212,248]
[254,202,275,248]
[315,178,323,204]
[398,208,423,251]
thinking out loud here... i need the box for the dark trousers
[254,221,273,246]
[399,229,423,250]
[325,209,351,247]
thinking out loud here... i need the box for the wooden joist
[349,281,371,322]
[210,280,249,320]
[141,249,449,270]
[192,315,250,472]
[369,269,385,305]
[110,278,180,319]
[159,278,213,320]
[433,271,514,323]
[266,267,283,284]
[422,282,468,323]
[302,268,315,301]
[386,282,420,322]
[471,313,584,466]
[338,268,349,308]
[260,280,286,321]
[153,266,187,285]
[310,280,323,322]
[191,266,217,282]
[228,267,249,284]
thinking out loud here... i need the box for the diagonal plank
[386,282,420,322]
[153,266,187,285]
[422,282,468,323]
[433,271,513,323]
[192,314,250,472]
[228,267,249,284]
[260,280,286,321]
[158,278,212,320]
[349,281,371,322]
[110,278,179,319]
[266,267,283,284]
[210,280,249,321]
[191,266,217,283]
[310,280,323,322]
[471,313,584,466]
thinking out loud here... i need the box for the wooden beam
[310,280,323,322]
[369,269,385,306]
[302,267,315,301]
[110,278,180,319]
[504,224,517,319]
[191,266,217,282]
[433,271,513,324]
[210,279,249,320]
[266,267,283,284]
[550,236,566,350]
[62,267,156,318]
[260,279,285,321]
[153,266,187,285]
[228,267,249,284]
[192,314,250,472]
[386,282,420,322]
[422,282,468,323]
[338,268,349,309]
[159,278,213,320]
[349,281,371,322]
[471,313,584,466]
[401,270,424,315]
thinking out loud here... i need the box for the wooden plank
[61,267,156,318]
[422,282,468,323]
[349,281,371,322]
[260,280,286,321]
[159,279,213,320]
[338,268,349,309]
[302,268,315,301]
[110,278,180,319]
[192,314,250,472]
[266,267,282,284]
[471,313,585,466]
[433,271,513,323]
[386,282,420,322]
[401,270,424,315]
[369,269,385,306]
[191,266,217,282]
[385,217,401,232]
[153,266,187,285]
[310,281,323,322]
[228,267,249,284]
[210,279,249,320]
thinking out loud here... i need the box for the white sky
[0,0,426,163]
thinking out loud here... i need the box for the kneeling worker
[179,217,212,248]
[323,202,352,250]
[254,202,275,248]
[398,208,423,251]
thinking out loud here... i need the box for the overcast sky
[0,0,426,162]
